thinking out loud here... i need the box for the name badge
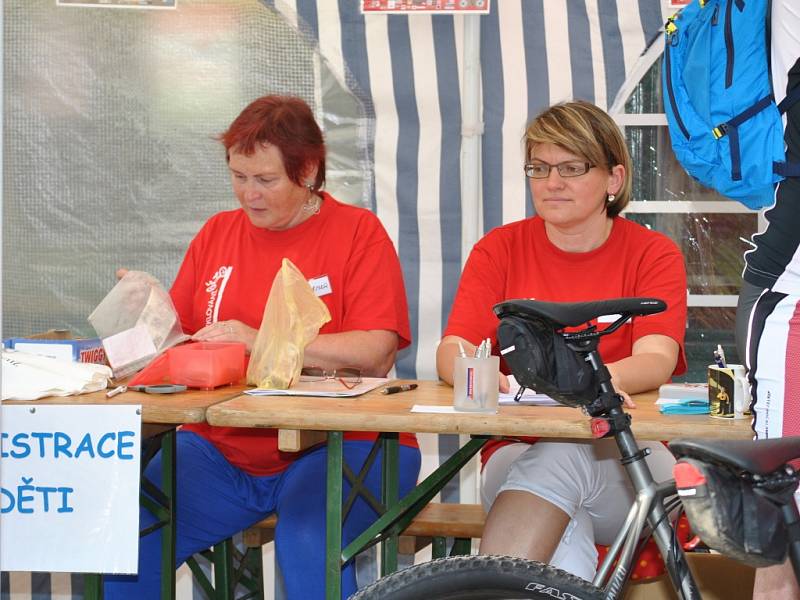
[308,275,332,297]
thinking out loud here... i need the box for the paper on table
[499,375,561,406]
[411,405,460,414]
[657,383,708,404]
[245,377,390,398]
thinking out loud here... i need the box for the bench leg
[189,538,268,600]
[431,537,447,559]
[212,539,234,600]
[430,536,472,559]
[83,575,103,600]
[239,547,265,600]
[450,538,472,556]
[186,553,215,599]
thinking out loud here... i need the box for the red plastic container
[166,342,246,389]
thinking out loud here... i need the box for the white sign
[0,405,142,573]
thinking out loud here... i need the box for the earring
[302,194,321,215]
[607,194,616,204]
[304,181,314,191]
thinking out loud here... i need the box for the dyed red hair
[219,95,326,192]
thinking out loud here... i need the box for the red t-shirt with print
[443,215,687,465]
[173,193,415,476]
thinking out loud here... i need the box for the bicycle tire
[350,555,605,600]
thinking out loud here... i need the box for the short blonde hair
[525,100,632,217]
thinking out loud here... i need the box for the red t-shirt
[172,193,414,476]
[443,216,687,464]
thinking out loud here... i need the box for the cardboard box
[3,337,107,364]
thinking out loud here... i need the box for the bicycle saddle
[669,437,800,476]
[493,297,666,328]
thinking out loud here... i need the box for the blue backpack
[662,0,800,209]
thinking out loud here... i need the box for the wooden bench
[187,502,485,600]
[190,502,754,600]
[241,502,486,559]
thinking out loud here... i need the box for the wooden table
[5,384,249,600]
[4,384,249,425]
[207,380,752,599]
[207,379,751,442]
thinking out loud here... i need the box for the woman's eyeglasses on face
[299,367,363,389]
[524,161,595,179]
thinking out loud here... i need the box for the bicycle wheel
[351,555,605,600]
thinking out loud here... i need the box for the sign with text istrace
[0,405,142,573]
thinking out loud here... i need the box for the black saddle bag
[497,314,597,408]
[676,457,788,567]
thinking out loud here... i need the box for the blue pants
[105,432,421,599]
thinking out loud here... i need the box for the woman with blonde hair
[438,100,687,581]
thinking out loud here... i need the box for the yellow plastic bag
[246,258,331,388]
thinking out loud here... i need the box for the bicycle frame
[591,422,698,599]
[572,339,701,599]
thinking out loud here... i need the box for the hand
[499,373,510,393]
[192,320,258,352]
[610,375,636,408]
[607,367,636,409]
[116,268,129,280]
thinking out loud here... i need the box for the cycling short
[740,288,800,439]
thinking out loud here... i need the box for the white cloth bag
[1,350,112,400]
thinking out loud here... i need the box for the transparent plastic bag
[88,270,188,378]
[247,258,331,388]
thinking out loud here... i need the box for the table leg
[160,428,177,600]
[325,430,344,600]
[341,436,488,563]
[83,574,103,600]
[83,427,178,599]
[380,433,400,576]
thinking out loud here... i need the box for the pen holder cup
[453,356,499,413]
[708,363,750,419]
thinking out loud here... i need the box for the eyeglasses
[299,366,363,389]
[524,161,595,179]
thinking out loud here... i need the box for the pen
[382,384,418,395]
[716,344,727,367]
[514,385,526,402]
[712,350,725,368]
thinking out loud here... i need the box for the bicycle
[352,297,800,599]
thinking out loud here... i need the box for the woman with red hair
[106,95,420,599]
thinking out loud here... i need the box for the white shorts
[481,439,675,581]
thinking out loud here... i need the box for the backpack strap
[778,86,800,115]
[713,95,775,181]
[774,87,800,177]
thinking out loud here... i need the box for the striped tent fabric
[272,0,668,382]
[2,1,669,598]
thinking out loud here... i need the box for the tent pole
[460,13,483,269]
